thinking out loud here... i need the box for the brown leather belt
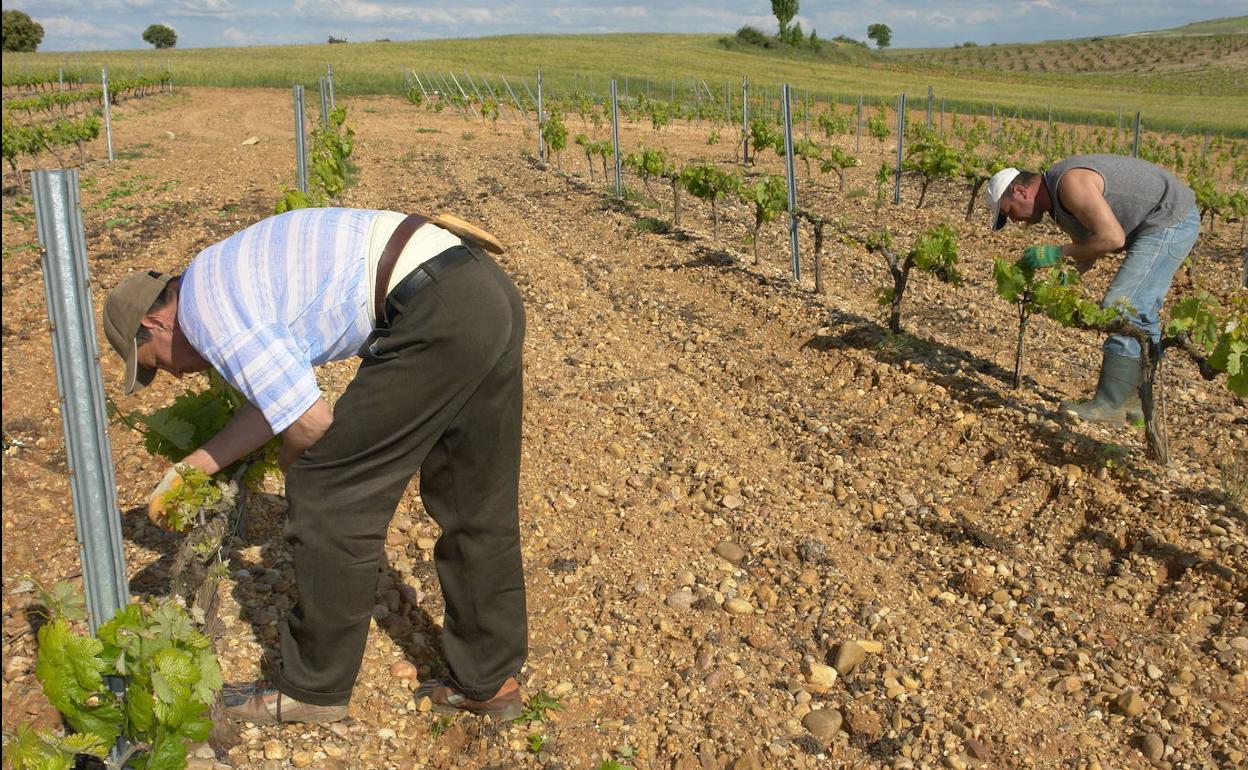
[373,213,429,323]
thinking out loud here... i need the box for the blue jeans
[1102,206,1200,359]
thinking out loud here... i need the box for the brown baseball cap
[103,271,174,394]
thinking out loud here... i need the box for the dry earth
[2,87,1247,770]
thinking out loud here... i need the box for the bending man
[104,208,527,722]
[985,153,1199,423]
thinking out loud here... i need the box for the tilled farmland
[2,87,1245,770]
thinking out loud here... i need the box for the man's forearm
[1062,236,1122,264]
[181,401,275,475]
[278,399,334,471]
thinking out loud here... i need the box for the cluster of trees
[728,2,893,53]
[3,11,175,51]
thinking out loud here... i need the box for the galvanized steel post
[101,67,114,162]
[855,94,863,153]
[537,69,545,163]
[894,93,907,205]
[611,80,622,198]
[293,85,308,194]
[781,84,800,281]
[319,77,329,125]
[31,169,130,635]
[741,76,750,165]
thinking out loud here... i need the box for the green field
[4,29,1246,135]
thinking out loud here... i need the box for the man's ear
[140,311,172,333]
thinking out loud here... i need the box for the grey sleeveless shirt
[1044,154,1194,249]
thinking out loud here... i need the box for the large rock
[834,640,867,675]
[802,707,843,741]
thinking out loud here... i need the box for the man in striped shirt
[104,207,528,723]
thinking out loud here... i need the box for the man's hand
[1073,257,1097,275]
[147,464,188,530]
[1020,244,1063,270]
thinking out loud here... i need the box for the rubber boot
[1060,352,1143,425]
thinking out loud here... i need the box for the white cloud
[547,6,649,26]
[39,14,128,39]
[221,26,263,44]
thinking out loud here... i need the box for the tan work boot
[414,676,523,721]
[221,679,348,725]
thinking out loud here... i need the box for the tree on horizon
[867,23,892,49]
[142,23,177,49]
[3,10,44,52]
[771,0,798,38]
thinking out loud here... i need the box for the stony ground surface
[2,87,1246,770]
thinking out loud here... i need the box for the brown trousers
[272,247,527,705]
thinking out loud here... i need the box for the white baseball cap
[985,167,1020,231]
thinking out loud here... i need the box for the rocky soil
[2,87,1246,770]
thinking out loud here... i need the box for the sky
[10,0,1246,53]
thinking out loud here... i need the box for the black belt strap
[379,245,476,329]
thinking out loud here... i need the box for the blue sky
[11,0,1245,52]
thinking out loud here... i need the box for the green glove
[1020,244,1063,269]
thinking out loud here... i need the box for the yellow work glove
[147,463,190,530]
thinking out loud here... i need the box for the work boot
[414,676,523,721]
[221,679,348,724]
[1060,352,1143,425]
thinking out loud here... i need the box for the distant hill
[887,17,1247,97]
[1136,15,1248,36]
[4,28,1245,133]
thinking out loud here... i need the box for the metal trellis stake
[537,69,545,163]
[447,72,478,118]
[33,167,131,767]
[894,92,907,205]
[463,72,485,106]
[855,93,863,153]
[501,76,528,123]
[611,80,622,198]
[781,84,800,281]
[293,85,308,194]
[1132,112,1142,158]
[741,76,750,165]
[327,63,335,110]
[32,169,130,633]
[319,77,330,125]
[101,67,114,162]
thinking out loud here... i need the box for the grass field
[4,27,1246,135]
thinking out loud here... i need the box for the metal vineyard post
[293,85,308,194]
[101,67,114,162]
[894,93,907,205]
[781,84,800,281]
[32,168,130,634]
[537,69,545,163]
[611,79,622,198]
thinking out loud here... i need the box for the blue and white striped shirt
[179,208,380,433]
